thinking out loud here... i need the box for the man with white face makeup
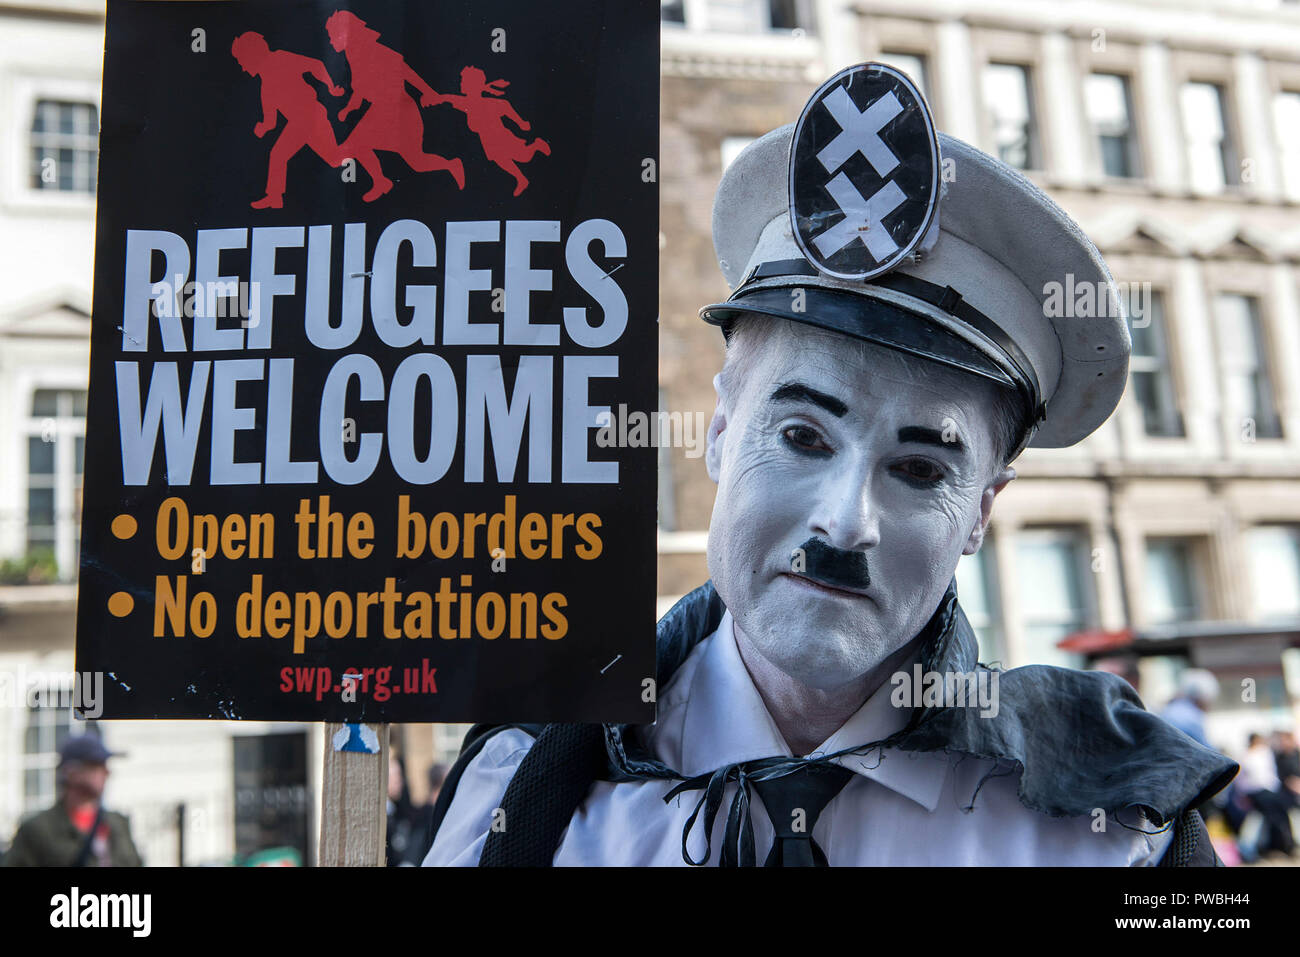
[704,317,1017,758]
[425,64,1237,867]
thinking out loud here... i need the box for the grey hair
[717,312,1027,470]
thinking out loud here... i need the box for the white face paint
[706,319,1008,692]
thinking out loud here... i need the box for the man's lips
[779,572,872,600]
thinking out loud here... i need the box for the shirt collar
[678,610,948,812]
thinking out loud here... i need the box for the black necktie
[750,762,855,866]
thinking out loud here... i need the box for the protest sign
[75,0,659,724]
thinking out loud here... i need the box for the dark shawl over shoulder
[605,580,1238,827]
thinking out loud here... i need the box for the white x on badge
[812,175,905,259]
[789,62,940,280]
[816,86,903,177]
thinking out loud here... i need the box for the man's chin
[738,616,888,690]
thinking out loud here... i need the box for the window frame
[1084,71,1143,181]
[19,381,87,580]
[1209,289,1284,443]
[1179,79,1237,195]
[1141,535,1206,626]
[4,72,100,212]
[1012,525,1096,668]
[981,59,1043,172]
[955,532,1006,666]
[20,674,79,815]
[1168,48,1244,197]
[1126,287,1186,439]
[670,0,816,34]
[1244,524,1300,621]
[1273,88,1300,202]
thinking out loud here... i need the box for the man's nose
[809,459,881,552]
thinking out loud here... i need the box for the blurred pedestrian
[1238,732,1295,860]
[1160,669,1219,750]
[1272,729,1300,807]
[386,754,427,866]
[426,762,448,808]
[3,733,142,867]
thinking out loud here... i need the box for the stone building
[658,0,1300,753]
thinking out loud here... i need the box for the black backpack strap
[424,722,543,858]
[1158,807,1222,867]
[479,722,607,866]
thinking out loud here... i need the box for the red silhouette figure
[430,66,550,196]
[232,31,346,209]
[325,11,465,203]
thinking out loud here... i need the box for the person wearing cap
[3,733,142,867]
[424,63,1237,867]
[1160,668,1220,751]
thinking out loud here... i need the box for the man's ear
[963,466,1015,555]
[705,373,728,484]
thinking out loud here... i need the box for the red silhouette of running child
[325,11,465,203]
[430,66,550,197]
[232,31,346,209]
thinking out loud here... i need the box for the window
[433,723,473,767]
[22,682,98,813]
[1272,91,1300,201]
[661,0,686,24]
[766,0,805,31]
[955,540,1004,664]
[690,0,814,33]
[30,99,98,194]
[1214,293,1282,439]
[983,63,1038,170]
[1014,528,1090,667]
[1085,73,1140,178]
[1128,290,1184,437]
[1180,81,1234,193]
[1246,525,1300,620]
[1144,538,1202,624]
[878,52,930,105]
[25,387,87,579]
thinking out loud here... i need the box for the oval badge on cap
[789,63,940,281]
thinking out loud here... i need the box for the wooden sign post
[319,723,388,866]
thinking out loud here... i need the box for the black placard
[75,0,659,723]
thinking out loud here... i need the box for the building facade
[658,0,1300,753]
[3,0,1300,862]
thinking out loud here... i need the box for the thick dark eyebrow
[898,426,967,455]
[770,382,848,418]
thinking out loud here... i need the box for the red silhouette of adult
[325,11,465,203]
[232,31,345,210]
[430,66,550,197]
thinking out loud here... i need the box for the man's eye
[782,425,830,453]
[893,459,944,484]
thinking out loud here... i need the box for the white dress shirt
[426,610,1175,866]
[1238,745,1281,794]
